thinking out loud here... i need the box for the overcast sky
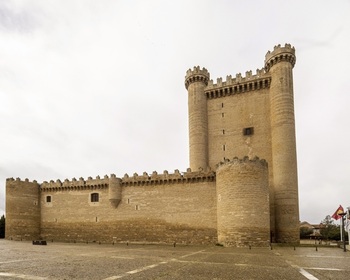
[0,0,349,224]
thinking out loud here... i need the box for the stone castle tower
[185,43,299,242]
[5,44,299,246]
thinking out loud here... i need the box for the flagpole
[347,207,350,250]
[339,212,347,252]
[340,217,343,242]
[332,205,346,244]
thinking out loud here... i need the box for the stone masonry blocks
[216,158,270,247]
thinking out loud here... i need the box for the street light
[339,212,347,252]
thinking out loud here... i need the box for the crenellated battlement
[25,168,217,191]
[205,68,271,99]
[185,66,210,78]
[6,177,38,184]
[207,68,267,88]
[40,175,111,192]
[216,156,268,169]
[185,66,210,89]
[122,168,215,186]
[265,43,295,58]
[264,43,296,72]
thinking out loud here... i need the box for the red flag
[332,205,344,220]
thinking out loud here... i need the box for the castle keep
[5,44,299,246]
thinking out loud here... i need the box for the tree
[320,215,341,241]
[300,227,313,239]
[0,215,5,238]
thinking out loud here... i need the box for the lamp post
[339,212,347,252]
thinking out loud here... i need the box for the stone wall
[206,76,275,235]
[5,178,41,240]
[206,87,272,168]
[40,175,217,244]
[216,157,270,247]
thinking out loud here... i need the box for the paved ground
[0,240,349,279]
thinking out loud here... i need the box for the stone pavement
[0,240,349,279]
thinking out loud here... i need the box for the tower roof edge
[185,66,210,89]
[264,43,296,71]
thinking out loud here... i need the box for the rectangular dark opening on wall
[46,196,51,203]
[243,127,254,136]
[91,193,99,202]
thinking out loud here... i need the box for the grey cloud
[0,3,39,33]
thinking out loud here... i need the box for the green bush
[300,227,313,239]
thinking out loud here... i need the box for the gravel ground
[0,240,349,279]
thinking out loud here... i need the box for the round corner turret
[216,157,270,247]
[5,178,41,240]
[264,43,296,72]
[267,43,299,243]
[185,66,210,89]
[109,176,122,208]
[185,66,210,171]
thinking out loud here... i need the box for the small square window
[91,193,99,202]
[46,196,52,203]
[243,127,254,136]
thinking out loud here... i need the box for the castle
[5,44,299,247]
